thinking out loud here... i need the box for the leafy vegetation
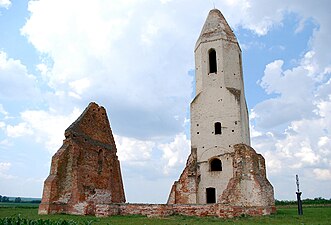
[0,216,94,225]
[0,195,41,204]
[275,197,331,205]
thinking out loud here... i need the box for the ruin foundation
[167,144,275,207]
[95,203,276,218]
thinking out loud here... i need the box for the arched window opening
[206,187,216,204]
[215,122,222,135]
[210,158,222,171]
[209,49,217,73]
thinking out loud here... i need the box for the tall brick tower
[168,9,275,209]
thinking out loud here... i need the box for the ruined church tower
[192,9,250,204]
[168,9,275,208]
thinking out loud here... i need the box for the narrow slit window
[209,49,217,73]
[215,122,221,135]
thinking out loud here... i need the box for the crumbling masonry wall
[39,102,125,215]
[168,144,275,208]
[220,144,275,206]
[95,203,276,218]
[167,148,198,204]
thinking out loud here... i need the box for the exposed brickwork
[167,148,198,204]
[39,102,125,215]
[167,144,275,210]
[220,144,275,207]
[95,203,276,218]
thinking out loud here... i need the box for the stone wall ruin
[39,102,125,215]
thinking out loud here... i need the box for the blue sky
[0,0,330,203]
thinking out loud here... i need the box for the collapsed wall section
[39,102,125,215]
[220,144,275,207]
[167,148,198,204]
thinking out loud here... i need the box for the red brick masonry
[39,102,125,215]
[95,203,276,218]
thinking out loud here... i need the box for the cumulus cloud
[0,162,15,179]
[313,169,331,181]
[247,1,331,198]
[115,135,155,164]
[159,133,190,175]
[255,58,316,128]
[0,104,8,117]
[10,108,82,154]
[0,0,11,9]
[0,139,11,149]
[251,47,331,199]
[115,132,190,178]
[21,0,194,139]
[6,122,33,138]
[0,51,39,100]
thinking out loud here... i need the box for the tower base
[168,144,275,209]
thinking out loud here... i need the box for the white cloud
[250,125,262,138]
[115,132,190,177]
[6,123,33,138]
[19,0,331,139]
[0,51,39,100]
[313,169,331,181]
[0,162,15,179]
[0,139,12,149]
[14,108,82,153]
[21,0,194,139]
[69,78,90,95]
[251,26,331,199]
[0,162,10,170]
[0,0,11,9]
[254,58,318,129]
[115,135,155,163]
[248,0,331,196]
[159,133,190,175]
[0,104,8,117]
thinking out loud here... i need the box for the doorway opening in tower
[208,48,217,73]
[206,187,216,203]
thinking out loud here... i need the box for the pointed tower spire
[196,9,237,50]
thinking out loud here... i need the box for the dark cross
[296,174,303,215]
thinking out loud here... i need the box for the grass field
[1,203,330,224]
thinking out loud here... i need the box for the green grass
[0,204,330,225]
